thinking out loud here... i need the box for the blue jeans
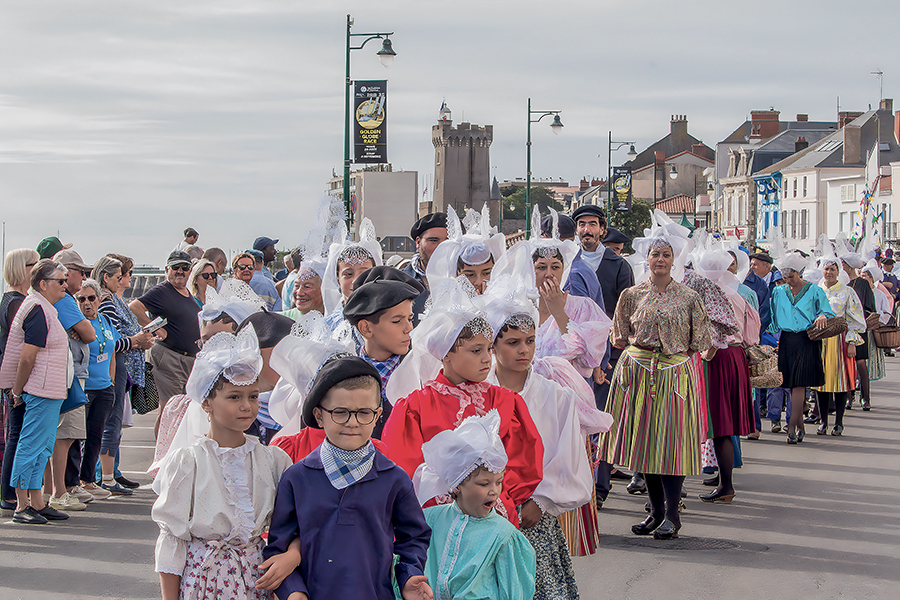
[12,393,63,490]
[764,387,792,422]
[1,394,25,502]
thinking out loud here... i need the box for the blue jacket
[265,445,431,600]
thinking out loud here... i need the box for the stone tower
[428,102,497,222]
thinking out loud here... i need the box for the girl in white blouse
[151,328,299,600]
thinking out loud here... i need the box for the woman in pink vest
[0,259,71,524]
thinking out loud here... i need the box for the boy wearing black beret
[343,266,424,438]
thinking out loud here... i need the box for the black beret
[343,280,421,324]
[602,227,631,245]
[749,252,773,265]
[410,212,448,240]
[302,356,382,429]
[236,311,294,349]
[571,205,606,224]
[541,214,576,240]
[352,265,425,293]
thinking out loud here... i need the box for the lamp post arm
[526,103,562,237]
[349,32,394,50]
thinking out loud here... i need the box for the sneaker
[81,482,112,500]
[115,475,141,489]
[770,421,782,434]
[69,486,94,504]
[42,492,51,503]
[13,506,48,525]
[50,492,87,511]
[37,505,69,520]
[100,481,133,496]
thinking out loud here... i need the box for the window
[802,176,808,197]
[738,195,744,224]
[800,209,809,239]
[781,211,787,236]
[791,210,798,238]
[839,212,846,232]
[841,184,855,202]
[727,197,732,225]
[792,178,797,198]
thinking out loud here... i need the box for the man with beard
[570,205,634,505]
[402,212,448,324]
[129,251,201,437]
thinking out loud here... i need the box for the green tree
[501,186,565,220]
[612,198,653,253]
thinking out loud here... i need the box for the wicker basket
[873,326,900,349]
[807,316,847,341]
[865,312,882,331]
[746,345,783,389]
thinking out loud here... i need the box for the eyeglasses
[235,264,254,271]
[25,262,37,268]
[77,295,97,303]
[49,278,68,286]
[318,407,378,425]
[200,272,216,280]
[123,270,132,277]
[170,265,191,272]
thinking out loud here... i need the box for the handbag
[746,345,783,389]
[807,316,847,341]
[130,362,160,415]
[60,378,89,414]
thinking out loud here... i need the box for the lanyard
[95,315,109,355]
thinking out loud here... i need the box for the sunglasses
[170,265,191,272]
[26,262,37,268]
[77,294,97,303]
[49,278,68,286]
[235,264,254,271]
[200,272,216,280]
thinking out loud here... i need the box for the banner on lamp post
[353,80,387,164]
[612,166,632,212]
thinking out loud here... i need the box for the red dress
[381,371,544,528]
[271,429,391,463]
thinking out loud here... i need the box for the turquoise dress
[421,503,536,600]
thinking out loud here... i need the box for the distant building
[326,165,418,255]
[427,102,497,222]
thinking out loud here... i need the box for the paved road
[2,362,898,600]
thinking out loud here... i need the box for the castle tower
[428,102,497,222]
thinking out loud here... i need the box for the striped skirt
[557,438,599,556]
[868,331,886,381]
[597,346,702,476]
[814,333,857,393]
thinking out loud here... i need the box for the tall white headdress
[200,279,266,326]
[628,209,695,283]
[412,409,507,505]
[425,204,506,292]
[322,215,384,315]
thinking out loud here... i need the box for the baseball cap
[253,236,278,251]
[37,236,73,260]
[53,249,91,270]
[166,250,193,267]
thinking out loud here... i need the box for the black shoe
[37,505,69,520]
[803,415,820,424]
[680,485,687,498]
[652,519,680,540]
[627,475,647,494]
[13,506,48,525]
[845,399,853,410]
[770,421,782,433]
[816,425,827,435]
[0,499,16,511]
[797,429,805,443]
[115,476,141,489]
[862,400,871,411]
[787,433,798,444]
[703,474,719,487]
[831,425,844,436]
[632,515,662,535]
[610,469,632,480]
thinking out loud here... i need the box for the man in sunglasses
[129,251,201,437]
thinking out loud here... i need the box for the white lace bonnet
[425,203,506,292]
[200,279,266,326]
[321,216,384,315]
[412,409,507,505]
[628,208,694,284]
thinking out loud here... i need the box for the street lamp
[344,14,396,231]
[652,161,679,209]
[607,133,636,227]
[526,97,563,236]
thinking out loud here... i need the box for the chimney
[750,109,780,140]
[654,150,666,165]
[880,98,893,112]
[670,114,688,138]
[843,125,861,164]
[691,144,706,156]
[838,111,863,128]
[591,178,602,187]
[579,177,589,191]
[795,136,808,152]
[894,110,900,145]
[796,114,808,122]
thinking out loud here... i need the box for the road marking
[119,444,156,449]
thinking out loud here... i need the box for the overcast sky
[1,0,896,266]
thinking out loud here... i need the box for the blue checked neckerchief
[359,348,402,406]
[320,439,377,490]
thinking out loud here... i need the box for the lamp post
[343,14,396,231]
[652,161,678,209]
[607,133,637,227]
[526,98,563,236]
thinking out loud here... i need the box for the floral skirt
[522,512,580,600]
[181,537,272,600]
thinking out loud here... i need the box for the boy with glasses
[264,356,432,600]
